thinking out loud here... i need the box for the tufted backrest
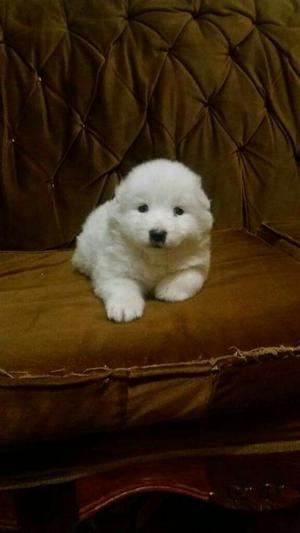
[1,0,300,250]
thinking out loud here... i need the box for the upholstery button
[48,181,55,191]
[265,99,273,112]
[81,123,86,129]
[10,137,16,143]
[236,142,245,152]
[37,76,42,83]
[229,45,240,56]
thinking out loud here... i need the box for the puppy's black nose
[149,229,167,244]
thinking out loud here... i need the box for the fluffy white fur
[72,159,213,322]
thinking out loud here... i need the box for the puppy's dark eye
[174,206,184,216]
[138,204,149,213]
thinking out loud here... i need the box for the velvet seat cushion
[0,229,300,446]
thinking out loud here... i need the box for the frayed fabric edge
[0,344,300,382]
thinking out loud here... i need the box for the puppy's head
[113,159,213,250]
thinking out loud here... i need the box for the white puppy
[72,159,213,322]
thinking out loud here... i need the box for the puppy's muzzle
[149,229,167,246]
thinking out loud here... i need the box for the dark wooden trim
[77,453,300,520]
[14,483,78,533]
[1,452,300,531]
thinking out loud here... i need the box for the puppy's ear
[191,171,210,210]
[114,182,123,204]
[197,185,211,211]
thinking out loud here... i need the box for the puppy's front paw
[106,296,145,323]
[155,283,191,302]
[155,270,205,302]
